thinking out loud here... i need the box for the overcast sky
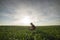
[0,0,60,26]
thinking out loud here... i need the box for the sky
[0,0,60,26]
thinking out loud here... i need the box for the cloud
[0,0,60,25]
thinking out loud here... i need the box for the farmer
[29,23,36,30]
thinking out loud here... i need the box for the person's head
[30,23,33,25]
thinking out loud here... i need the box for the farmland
[0,26,60,40]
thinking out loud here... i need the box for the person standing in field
[29,23,36,30]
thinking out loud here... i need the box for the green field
[0,26,60,40]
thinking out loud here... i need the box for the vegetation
[0,26,60,40]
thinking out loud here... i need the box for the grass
[0,25,60,40]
